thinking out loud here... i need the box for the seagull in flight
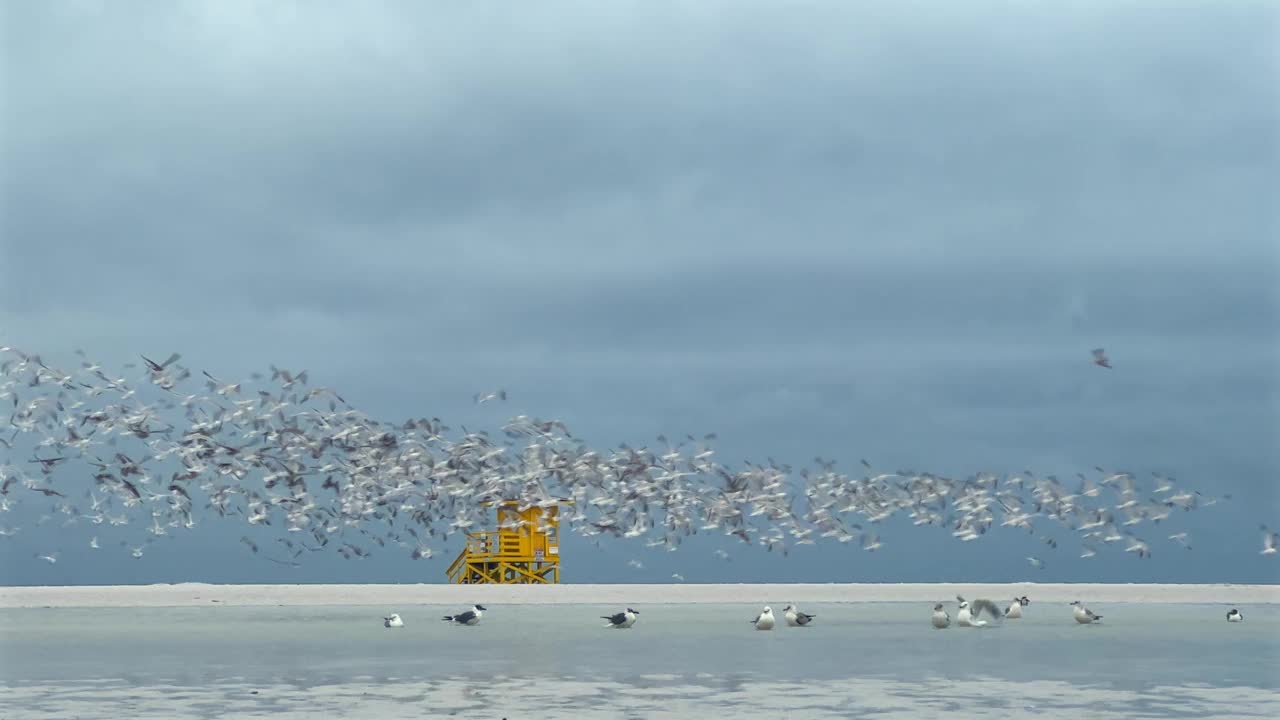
[1092,348,1112,369]
[1262,525,1278,555]
[956,596,1001,627]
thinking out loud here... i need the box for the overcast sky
[1,0,1277,585]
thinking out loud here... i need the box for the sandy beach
[2,582,1276,608]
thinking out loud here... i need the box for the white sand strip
[1,582,1277,608]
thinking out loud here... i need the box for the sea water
[1,603,1277,718]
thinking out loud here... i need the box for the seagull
[1070,601,1103,624]
[751,606,775,630]
[1026,556,1045,570]
[1092,348,1112,369]
[1005,597,1026,619]
[956,596,1001,627]
[1227,608,1243,623]
[443,604,486,626]
[473,390,507,405]
[1262,525,1278,555]
[383,613,404,628]
[931,603,951,629]
[602,608,639,629]
[782,604,816,627]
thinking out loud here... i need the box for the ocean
[2,599,1277,719]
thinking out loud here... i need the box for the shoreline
[2,582,1277,608]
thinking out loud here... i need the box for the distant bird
[671,573,685,582]
[1227,608,1243,623]
[443,604,486,626]
[1092,348,1112,369]
[602,608,639,629]
[473,390,507,404]
[1070,601,1103,624]
[782,604,815,627]
[384,613,404,628]
[1262,526,1279,555]
[35,551,58,564]
[956,597,1001,627]
[931,603,951,629]
[751,606,775,630]
[1026,556,1045,570]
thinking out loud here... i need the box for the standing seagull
[1227,608,1243,623]
[1070,601,1103,624]
[602,608,640,629]
[1005,597,1026,619]
[931,603,951,629]
[782,604,816,627]
[1092,348,1112,369]
[383,613,404,628]
[443,604,486,626]
[751,606,775,630]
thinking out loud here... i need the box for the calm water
[2,603,1277,718]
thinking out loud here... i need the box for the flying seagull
[474,390,507,405]
[1092,348,1112,369]
[956,595,1001,627]
[1261,525,1278,555]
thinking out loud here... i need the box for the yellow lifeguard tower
[446,500,566,584]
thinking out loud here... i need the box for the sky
[0,0,1277,586]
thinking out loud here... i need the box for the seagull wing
[603,612,626,624]
[971,598,1002,621]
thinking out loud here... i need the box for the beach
[2,582,1278,608]
[5,583,1280,719]
[2,596,1278,719]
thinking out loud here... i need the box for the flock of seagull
[0,345,1270,572]
[379,596,1248,632]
